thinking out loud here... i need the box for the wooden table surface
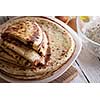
[71,47,100,83]
[0,16,100,83]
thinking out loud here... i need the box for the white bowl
[76,16,100,58]
[0,16,82,83]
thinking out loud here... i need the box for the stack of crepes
[0,17,50,76]
[0,17,75,80]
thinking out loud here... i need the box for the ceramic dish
[0,16,82,83]
[76,16,100,57]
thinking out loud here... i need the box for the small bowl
[76,16,100,57]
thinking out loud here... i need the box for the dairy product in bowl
[82,17,100,44]
[77,16,100,58]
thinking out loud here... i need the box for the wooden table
[71,46,100,83]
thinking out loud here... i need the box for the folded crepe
[0,17,49,66]
[0,47,17,64]
[0,47,32,67]
[1,17,48,56]
[0,40,45,65]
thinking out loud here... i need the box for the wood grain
[77,47,100,83]
[71,62,88,83]
[51,66,78,83]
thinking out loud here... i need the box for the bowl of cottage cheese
[77,16,100,57]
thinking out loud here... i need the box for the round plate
[0,16,82,83]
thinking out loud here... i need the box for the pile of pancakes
[0,17,75,80]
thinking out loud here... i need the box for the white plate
[0,16,82,83]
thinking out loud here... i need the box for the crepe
[0,47,32,67]
[0,17,49,65]
[0,47,17,64]
[0,17,75,80]
[0,40,45,65]
[1,17,48,56]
